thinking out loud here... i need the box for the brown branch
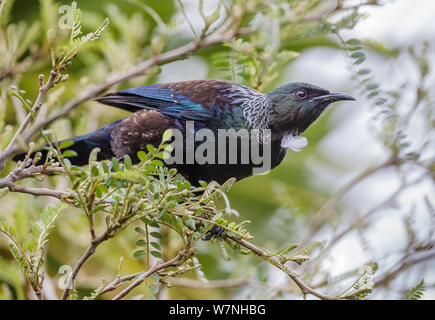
[97,275,298,299]
[228,236,333,300]
[6,185,67,199]
[60,234,111,300]
[0,163,70,200]
[112,250,190,300]
[95,273,140,298]
[60,210,146,300]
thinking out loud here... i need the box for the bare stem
[60,234,110,300]
[0,164,70,200]
[112,250,189,300]
[228,236,333,300]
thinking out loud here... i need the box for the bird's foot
[201,225,225,241]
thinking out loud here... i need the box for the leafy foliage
[0,202,66,297]
[338,263,378,300]
[405,279,425,300]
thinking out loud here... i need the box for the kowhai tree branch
[228,236,333,300]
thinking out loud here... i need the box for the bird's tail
[12,121,120,166]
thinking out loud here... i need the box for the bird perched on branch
[14,80,354,184]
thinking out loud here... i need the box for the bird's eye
[296,90,308,99]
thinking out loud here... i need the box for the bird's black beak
[311,92,355,103]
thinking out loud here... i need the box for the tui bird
[14,80,355,184]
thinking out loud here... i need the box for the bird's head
[266,82,355,136]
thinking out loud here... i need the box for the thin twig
[95,273,140,298]
[60,211,143,300]
[112,250,189,300]
[0,164,70,200]
[60,234,110,300]
[0,71,58,170]
[228,236,333,300]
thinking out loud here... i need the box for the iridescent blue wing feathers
[95,80,253,122]
[96,80,245,121]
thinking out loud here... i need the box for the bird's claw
[202,225,225,241]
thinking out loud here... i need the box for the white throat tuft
[281,134,308,152]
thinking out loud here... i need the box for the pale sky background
[158,0,435,299]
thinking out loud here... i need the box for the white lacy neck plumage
[281,134,308,152]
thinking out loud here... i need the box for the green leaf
[137,151,147,161]
[365,83,379,90]
[63,158,72,170]
[185,218,196,230]
[90,205,106,214]
[111,157,120,171]
[62,150,78,158]
[375,98,387,105]
[184,181,191,190]
[151,159,163,167]
[218,239,231,261]
[405,279,425,300]
[133,250,147,258]
[150,274,159,283]
[212,212,223,221]
[346,39,361,46]
[32,223,42,238]
[59,140,74,149]
[351,52,365,59]
[96,184,108,195]
[150,251,162,258]
[150,232,163,239]
[146,145,156,154]
[157,151,170,160]
[354,57,366,65]
[134,227,146,235]
[91,165,99,177]
[136,239,147,247]
[150,242,161,250]
[124,155,132,170]
[367,91,380,98]
[141,217,160,228]
[102,162,110,173]
[358,68,371,75]
[162,129,172,142]
[199,180,207,187]
[148,284,159,294]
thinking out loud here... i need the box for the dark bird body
[14,80,354,184]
